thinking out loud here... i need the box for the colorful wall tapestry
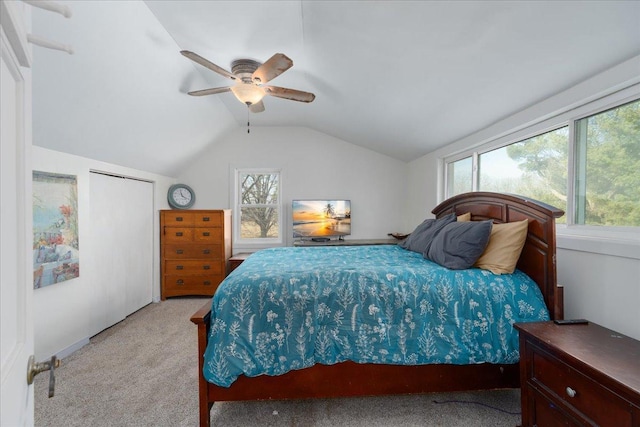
[33,171,79,288]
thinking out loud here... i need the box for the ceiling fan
[181,50,315,113]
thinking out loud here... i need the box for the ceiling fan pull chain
[247,106,250,134]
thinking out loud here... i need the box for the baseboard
[55,337,90,360]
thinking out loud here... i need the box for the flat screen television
[292,200,351,239]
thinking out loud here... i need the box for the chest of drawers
[514,321,640,427]
[160,210,231,300]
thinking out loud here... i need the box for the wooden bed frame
[191,192,564,426]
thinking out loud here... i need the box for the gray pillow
[425,220,493,269]
[399,213,456,254]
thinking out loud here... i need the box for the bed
[191,192,564,426]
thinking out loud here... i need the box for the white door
[89,172,153,335]
[1,1,34,425]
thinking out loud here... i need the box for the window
[234,169,282,245]
[444,92,639,229]
[446,156,473,197]
[478,127,568,222]
[574,100,640,226]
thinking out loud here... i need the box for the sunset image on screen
[292,200,351,238]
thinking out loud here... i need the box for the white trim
[557,230,640,260]
[54,337,89,361]
[0,0,32,67]
[232,167,283,248]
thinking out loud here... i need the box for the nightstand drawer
[531,388,581,427]
[164,260,225,275]
[532,348,634,427]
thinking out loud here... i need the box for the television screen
[292,200,351,238]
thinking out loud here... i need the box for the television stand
[311,237,331,242]
[293,238,397,247]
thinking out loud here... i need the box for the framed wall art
[33,171,79,288]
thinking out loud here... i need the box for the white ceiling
[31,1,640,176]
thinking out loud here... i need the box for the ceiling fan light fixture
[230,83,265,106]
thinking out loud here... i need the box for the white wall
[32,147,175,361]
[178,126,408,250]
[557,249,639,340]
[407,57,640,340]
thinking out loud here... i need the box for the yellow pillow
[474,219,528,274]
[457,212,471,222]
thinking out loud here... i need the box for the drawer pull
[176,232,183,237]
[176,217,183,222]
[565,387,577,398]
[176,279,184,285]
[176,249,184,254]
[202,217,210,222]
[203,280,211,286]
[203,265,210,270]
[176,265,184,270]
[203,249,210,254]
[203,232,210,237]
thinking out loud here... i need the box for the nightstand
[228,253,252,274]
[514,321,640,427]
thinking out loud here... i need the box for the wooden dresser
[160,210,231,300]
[514,321,640,427]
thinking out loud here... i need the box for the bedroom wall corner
[405,155,440,229]
[557,250,640,340]
[32,147,175,361]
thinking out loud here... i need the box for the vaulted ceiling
[31,1,640,176]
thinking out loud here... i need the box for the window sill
[233,242,284,252]
[556,226,640,260]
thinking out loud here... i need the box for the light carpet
[35,298,521,426]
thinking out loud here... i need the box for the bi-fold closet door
[89,171,153,335]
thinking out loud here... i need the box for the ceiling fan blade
[181,50,236,81]
[264,86,316,103]
[187,87,232,96]
[252,53,293,84]
[249,101,265,113]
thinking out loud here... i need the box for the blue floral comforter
[203,245,549,387]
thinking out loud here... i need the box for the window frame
[442,83,640,259]
[232,168,283,247]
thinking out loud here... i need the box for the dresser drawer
[193,211,222,227]
[164,260,225,275]
[163,227,223,243]
[162,212,195,226]
[163,227,194,242]
[531,347,634,427]
[164,275,223,289]
[163,275,224,295]
[193,227,223,242]
[163,244,224,260]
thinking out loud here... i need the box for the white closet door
[89,172,153,333]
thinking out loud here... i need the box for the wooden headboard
[432,192,565,320]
